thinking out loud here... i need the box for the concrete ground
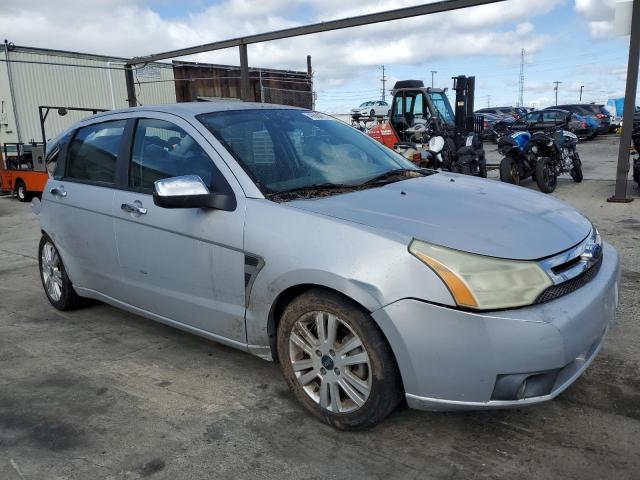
[1,137,639,480]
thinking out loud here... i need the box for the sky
[0,0,634,113]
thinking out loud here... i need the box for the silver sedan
[36,102,619,429]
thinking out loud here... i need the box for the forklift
[368,75,486,177]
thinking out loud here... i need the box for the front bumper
[371,242,620,411]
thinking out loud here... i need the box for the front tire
[277,289,402,430]
[500,156,520,185]
[38,234,83,310]
[535,157,558,193]
[570,153,583,182]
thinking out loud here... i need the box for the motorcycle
[529,128,582,194]
[499,127,581,193]
[397,119,486,177]
[498,131,536,185]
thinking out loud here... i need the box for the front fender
[245,269,384,350]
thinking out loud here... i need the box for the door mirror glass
[153,175,236,211]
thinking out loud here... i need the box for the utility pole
[553,81,562,105]
[518,48,525,107]
[487,95,490,107]
[579,85,584,102]
[609,0,639,203]
[380,65,387,102]
[430,70,437,88]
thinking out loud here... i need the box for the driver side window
[129,118,215,191]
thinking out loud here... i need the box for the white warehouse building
[0,43,176,146]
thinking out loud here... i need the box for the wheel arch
[266,283,380,363]
[38,230,77,286]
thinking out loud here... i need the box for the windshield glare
[428,92,455,125]
[198,109,416,194]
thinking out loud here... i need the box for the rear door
[111,113,247,342]
[541,110,564,130]
[41,117,129,296]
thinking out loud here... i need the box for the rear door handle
[50,186,67,198]
[121,202,147,215]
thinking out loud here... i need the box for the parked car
[574,113,599,139]
[351,100,389,118]
[553,104,611,135]
[474,112,510,142]
[499,109,594,139]
[36,102,619,429]
[475,106,522,119]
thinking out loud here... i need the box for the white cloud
[0,0,564,89]
[573,0,618,38]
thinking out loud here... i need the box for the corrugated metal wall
[0,46,176,144]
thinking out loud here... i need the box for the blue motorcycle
[499,128,582,193]
[498,131,535,185]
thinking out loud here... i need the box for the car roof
[88,101,305,121]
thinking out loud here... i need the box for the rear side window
[129,118,217,191]
[542,111,563,123]
[66,120,126,184]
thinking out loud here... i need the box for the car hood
[287,173,591,260]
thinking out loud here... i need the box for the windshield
[428,92,455,125]
[198,109,417,196]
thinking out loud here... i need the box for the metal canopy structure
[125,0,639,201]
[126,0,505,67]
[124,0,506,108]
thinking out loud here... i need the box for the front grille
[535,255,602,304]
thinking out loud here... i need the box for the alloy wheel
[288,311,372,413]
[41,241,63,301]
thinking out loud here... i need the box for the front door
[111,114,247,343]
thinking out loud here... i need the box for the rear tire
[535,157,557,193]
[16,181,31,202]
[478,159,487,178]
[277,289,402,430]
[570,153,583,183]
[499,156,520,185]
[38,234,83,310]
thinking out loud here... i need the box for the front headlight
[409,239,552,310]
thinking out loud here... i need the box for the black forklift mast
[452,75,476,134]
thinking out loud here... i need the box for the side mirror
[153,175,235,211]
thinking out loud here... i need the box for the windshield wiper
[265,182,359,199]
[361,168,429,185]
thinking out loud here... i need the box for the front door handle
[121,202,147,215]
[50,186,67,198]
